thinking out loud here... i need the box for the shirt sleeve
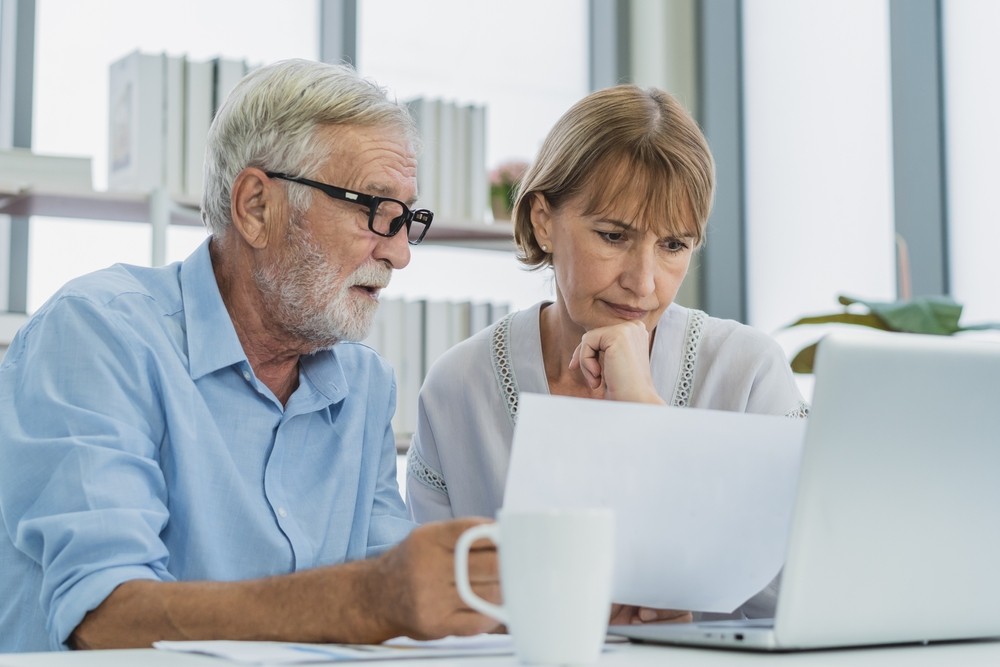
[365,376,415,557]
[405,381,456,523]
[0,295,174,649]
[694,321,808,417]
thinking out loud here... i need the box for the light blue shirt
[0,239,413,652]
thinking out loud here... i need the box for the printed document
[503,393,805,613]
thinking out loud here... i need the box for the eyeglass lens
[371,200,429,244]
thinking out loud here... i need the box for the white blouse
[406,302,807,617]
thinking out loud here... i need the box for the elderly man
[0,59,498,652]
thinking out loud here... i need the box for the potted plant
[489,160,529,222]
[785,294,1000,373]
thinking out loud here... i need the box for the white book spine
[397,300,425,438]
[469,301,492,334]
[0,149,92,191]
[436,101,456,221]
[406,97,440,214]
[449,301,472,347]
[451,103,469,223]
[490,302,511,324]
[467,104,488,224]
[108,50,166,192]
[163,54,186,197]
[423,299,451,374]
[183,57,215,200]
[372,298,407,435]
[214,57,247,112]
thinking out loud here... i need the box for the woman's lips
[604,301,648,320]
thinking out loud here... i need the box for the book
[107,50,166,192]
[466,104,488,224]
[163,54,186,197]
[423,299,452,372]
[490,302,511,324]
[469,301,492,335]
[436,101,456,221]
[0,148,92,193]
[450,102,469,221]
[183,57,215,200]
[449,300,472,347]
[406,97,440,214]
[214,57,247,113]
[397,300,426,437]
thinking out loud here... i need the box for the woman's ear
[529,193,554,249]
[230,168,277,249]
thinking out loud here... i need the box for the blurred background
[1,0,997,351]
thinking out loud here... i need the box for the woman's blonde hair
[512,84,714,268]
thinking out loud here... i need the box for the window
[741,0,896,334]
[942,0,1000,323]
[356,0,588,309]
[27,0,317,310]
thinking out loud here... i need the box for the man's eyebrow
[363,182,417,207]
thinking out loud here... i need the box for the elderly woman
[406,84,807,620]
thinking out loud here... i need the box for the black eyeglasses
[265,172,434,245]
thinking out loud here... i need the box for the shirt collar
[181,238,250,380]
[295,349,350,409]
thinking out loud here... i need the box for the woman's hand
[609,604,693,625]
[569,321,665,404]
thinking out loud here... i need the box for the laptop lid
[615,331,1000,651]
[773,330,1000,648]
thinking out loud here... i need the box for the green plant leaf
[784,312,891,330]
[842,295,963,335]
[790,341,819,374]
[959,322,1000,331]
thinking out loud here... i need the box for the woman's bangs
[580,159,699,243]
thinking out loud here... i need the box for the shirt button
[243,370,251,382]
[277,507,288,518]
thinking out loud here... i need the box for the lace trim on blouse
[491,312,520,426]
[407,446,449,495]
[786,401,811,419]
[671,309,707,407]
[489,309,711,420]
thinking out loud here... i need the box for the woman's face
[530,189,696,336]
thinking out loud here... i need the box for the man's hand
[609,604,692,625]
[569,321,665,404]
[369,518,503,640]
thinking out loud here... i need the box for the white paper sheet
[503,393,805,613]
[154,634,515,664]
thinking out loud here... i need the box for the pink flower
[489,160,530,188]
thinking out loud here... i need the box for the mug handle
[454,523,508,624]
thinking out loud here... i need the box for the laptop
[612,330,1000,651]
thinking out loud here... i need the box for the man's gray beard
[252,222,390,350]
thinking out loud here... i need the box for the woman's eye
[662,239,689,253]
[598,231,626,243]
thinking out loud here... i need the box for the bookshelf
[0,183,514,446]
[0,178,514,353]
[0,184,514,259]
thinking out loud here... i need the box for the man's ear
[529,193,554,248]
[230,168,279,249]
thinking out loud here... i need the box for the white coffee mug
[454,508,615,665]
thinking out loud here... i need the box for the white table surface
[5,641,1000,667]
